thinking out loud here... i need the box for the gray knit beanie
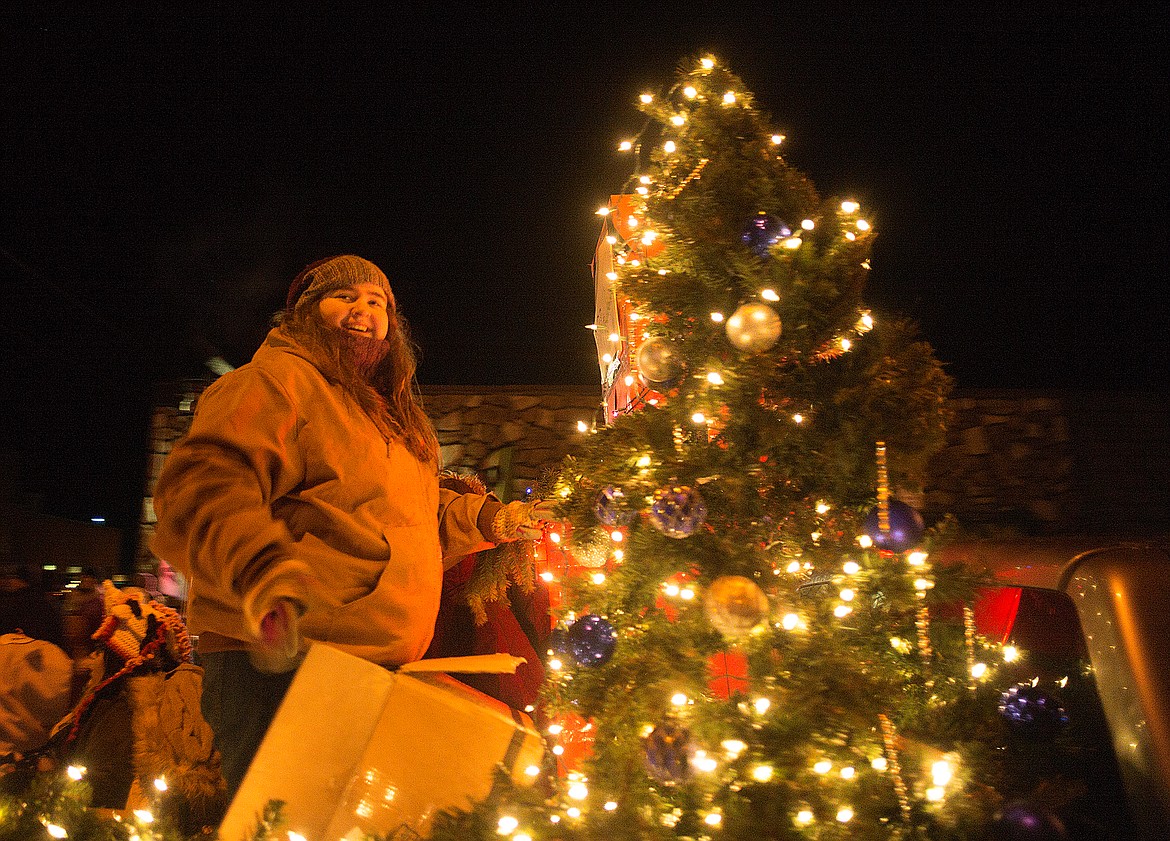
[285,255,393,313]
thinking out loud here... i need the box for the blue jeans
[198,650,296,800]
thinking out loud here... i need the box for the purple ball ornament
[643,721,695,783]
[998,683,1069,742]
[990,801,1068,840]
[567,614,618,667]
[741,213,792,258]
[593,485,636,527]
[862,500,925,553]
[649,484,708,538]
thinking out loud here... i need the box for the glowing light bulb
[680,587,695,600]
[857,219,871,231]
[516,835,533,841]
[153,777,167,792]
[833,604,852,618]
[843,561,860,575]
[723,91,737,104]
[701,57,715,69]
[289,833,307,841]
[707,371,724,384]
[610,529,623,542]
[692,412,706,424]
[67,765,86,781]
[971,662,988,678]
[752,765,774,782]
[550,658,563,671]
[704,813,722,826]
[796,810,814,825]
[45,826,68,840]
[907,551,928,566]
[914,578,933,591]
[549,531,562,544]
[761,288,779,302]
[596,206,611,216]
[932,760,954,786]
[671,114,686,126]
[860,312,875,329]
[782,236,802,249]
[754,697,771,714]
[710,311,724,322]
[845,231,857,241]
[872,756,888,771]
[592,572,606,585]
[605,270,618,281]
[722,739,746,756]
[133,810,154,824]
[858,534,873,548]
[498,815,520,834]
[841,200,860,213]
[840,766,856,779]
[694,754,718,772]
[671,692,689,707]
[683,85,698,98]
[840,588,855,602]
[663,140,677,153]
[816,501,830,514]
[837,807,854,823]
[568,782,588,800]
[926,786,945,801]
[664,582,680,597]
[782,613,800,630]
[524,764,541,777]
[618,140,633,151]
[640,93,653,104]
[801,218,815,230]
[840,338,852,351]
[813,760,832,774]
[566,807,580,818]
[771,134,785,144]
[613,549,624,561]
[792,413,804,424]
[1004,645,1020,663]
[786,561,801,574]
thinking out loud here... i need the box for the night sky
[1,5,1166,546]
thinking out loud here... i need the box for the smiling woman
[148,254,557,805]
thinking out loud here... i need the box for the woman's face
[316,282,392,341]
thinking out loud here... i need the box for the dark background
[1,4,1166,551]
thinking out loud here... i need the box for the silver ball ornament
[705,575,770,637]
[636,336,682,388]
[725,303,782,353]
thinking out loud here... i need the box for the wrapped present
[218,644,544,841]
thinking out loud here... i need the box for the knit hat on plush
[285,254,393,313]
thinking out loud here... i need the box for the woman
[151,255,551,795]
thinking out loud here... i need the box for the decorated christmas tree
[432,55,1088,841]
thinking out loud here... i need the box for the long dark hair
[274,304,440,468]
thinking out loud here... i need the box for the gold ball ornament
[705,575,770,637]
[725,303,782,352]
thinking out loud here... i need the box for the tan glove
[241,561,326,674]
[491,499,559,542]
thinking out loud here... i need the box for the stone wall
[137,382,1169,572]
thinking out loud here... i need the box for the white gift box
[218,644,544,841]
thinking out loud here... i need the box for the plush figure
[52,581,224,833]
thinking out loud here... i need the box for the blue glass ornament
[862,500,925,553]
[998,683,1069,742]
[593,485,635,527]
[741,213,792,258]
[567,614,617,667]
[643,721,694,782]
[649,485,708,538]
